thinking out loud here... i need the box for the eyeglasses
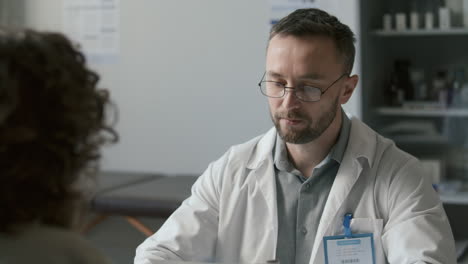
[258,72,348,102]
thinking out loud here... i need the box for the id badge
[323,233,375,264]
[323,213,376,264]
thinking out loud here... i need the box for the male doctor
[135,8,456,264]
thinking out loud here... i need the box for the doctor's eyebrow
[265,71,285,80]
[265,71,326,81]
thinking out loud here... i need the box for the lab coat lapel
[249,161,278,260]
[309,118,376,264]
[309,158,363,263]
[246,128,279,261]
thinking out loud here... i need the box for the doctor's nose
[282,88,301,110]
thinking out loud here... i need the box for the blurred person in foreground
[0,28,117,263]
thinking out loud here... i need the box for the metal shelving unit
[376,107,468,117]
[373,28,468,36]
[440,192,468,205]
[361,1,468,187]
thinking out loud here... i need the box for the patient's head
[0,28,118,234]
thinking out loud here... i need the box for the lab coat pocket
[350,218,386,264]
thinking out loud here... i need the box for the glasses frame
[257,72,348,102]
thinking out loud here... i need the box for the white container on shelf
[409,0,420,30]
[410,12,419,30]
[439,7,451,29]
[463,0,468,27]
[395,12,407,31]
[447,0,463,26]
[425,11,435,29]
[383,13,392,31]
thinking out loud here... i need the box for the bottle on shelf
[463,0,468,27]
[395,14,407,31]
[432,70,449,107]
[410,0,421,30]
[425,0,436,29]
[383,13,392,31]
[459,67,468,105]
[382,2,393,31]
[449,68,464,107]
[385,60,414,106]
[446,70,455,106]
[395,1,408,31]
[395,59,414,101]
[385,73,404,106]
[439,0,452,29]
[410,68,427,100]
[446,0,463,27]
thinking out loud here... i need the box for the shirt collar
[329,108,351,164]
[273,134,292,172]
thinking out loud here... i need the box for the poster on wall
[63,0,120,63]
[269,0,316,26]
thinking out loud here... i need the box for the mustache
[275,111,306,120]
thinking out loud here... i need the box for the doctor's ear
[339,74,358,104]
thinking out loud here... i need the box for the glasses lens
[260,82,285,98]
[296,86,321,102]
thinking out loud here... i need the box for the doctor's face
[265,35,349,144]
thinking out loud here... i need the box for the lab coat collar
[345,117,377,168]
[245,127,277,170]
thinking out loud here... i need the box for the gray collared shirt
[274,110,351,264]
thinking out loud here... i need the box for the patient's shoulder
[0,224,111,264]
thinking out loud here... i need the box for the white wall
[21,0,361,174]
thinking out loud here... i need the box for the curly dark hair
[0,28,118,234]
[270,8,356,74]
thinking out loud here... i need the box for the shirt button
[305,183,311,189]
[301,227,308,235]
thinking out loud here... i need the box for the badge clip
[343,213,353,238]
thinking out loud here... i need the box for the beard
[271,96,339,144]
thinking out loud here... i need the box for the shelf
[373,28,468,36]
[390,135,449,144]
[377,107,468,117]
[440,192,468,205]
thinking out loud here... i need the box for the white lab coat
[135,118,456,264]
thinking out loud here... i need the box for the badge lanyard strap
[343,213,353,238]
